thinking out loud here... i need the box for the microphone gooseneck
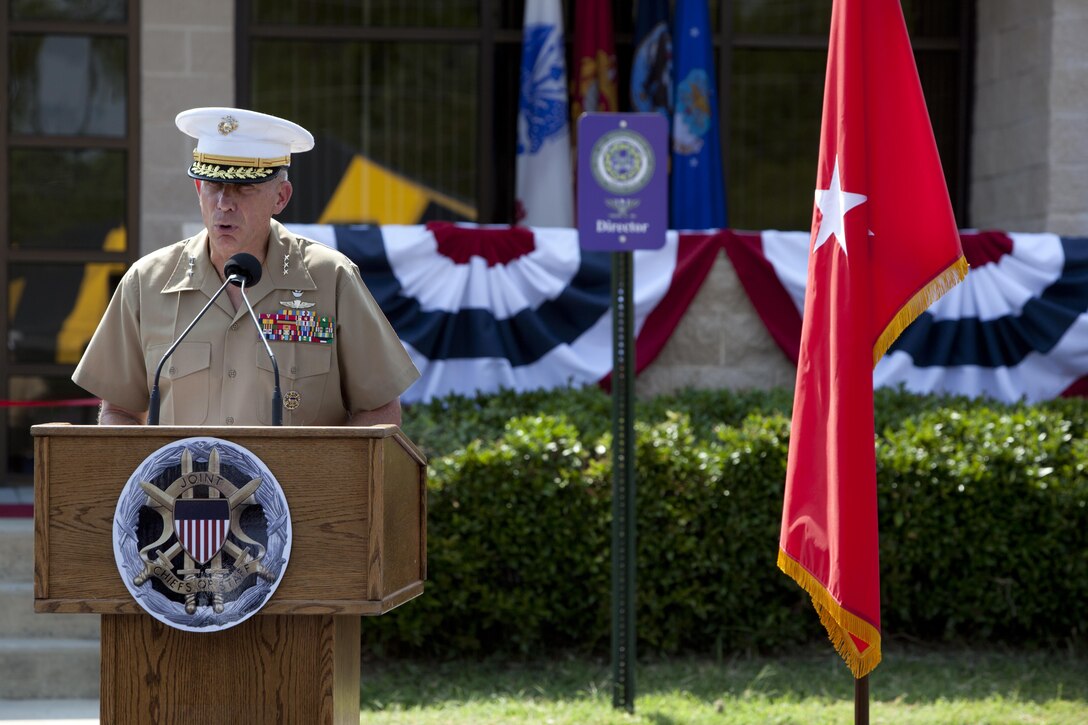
[147,255,247,425]
[235,276,283,426]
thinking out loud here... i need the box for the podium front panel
[32,424,426,615]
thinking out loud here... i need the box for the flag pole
[855,675,869,725]
[610,250,636,712]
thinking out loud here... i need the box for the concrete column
[971,0,1088,236]
[140,0,235,256]
[1045,0,1088,234]
[970,0,1053,232]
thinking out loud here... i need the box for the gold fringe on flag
[872,255,969,368]
[777,549,883,679]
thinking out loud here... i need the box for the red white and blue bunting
[289,223,1088,404]
[726,229,1088,403]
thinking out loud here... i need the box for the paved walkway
[0,701,97,724]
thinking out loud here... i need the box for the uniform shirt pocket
[146,341,212,424]
[256,343,333,425]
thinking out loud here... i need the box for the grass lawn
[359,645,1088,724]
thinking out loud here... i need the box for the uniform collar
[161,220,317,303]
[162,231,216,295]
[265,219,317,294]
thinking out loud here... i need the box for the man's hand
[99,401,148,425]
[346,398,402,427]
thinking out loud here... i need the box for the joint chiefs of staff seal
[72,107,420,426]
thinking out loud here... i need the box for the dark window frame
[1,1,141,482]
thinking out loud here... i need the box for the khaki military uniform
[73,220,419,425]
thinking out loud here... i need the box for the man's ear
[273,179,293,215]
[194,179,202,194]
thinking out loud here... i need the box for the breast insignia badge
[112,437,292,632]
[283,391,302,410]
[279,289,316,310]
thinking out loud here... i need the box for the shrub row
[363,387,1088,657]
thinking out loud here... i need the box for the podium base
[100,613,360,724]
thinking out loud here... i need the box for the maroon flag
[571,0,618,130]
[777,0,967,678]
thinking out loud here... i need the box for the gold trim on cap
[192,151,291,168]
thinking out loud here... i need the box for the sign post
[577,112,667,712]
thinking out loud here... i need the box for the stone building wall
[140,0,234,257]
[971,0,1088,235]
[1044,0,1088,235]
[635,253,797,397]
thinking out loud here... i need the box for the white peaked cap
[175,107,315,183]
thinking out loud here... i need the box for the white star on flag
[813,155,867,255]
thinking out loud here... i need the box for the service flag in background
[571,0,618,130]
[777,0,968,679]
[516,0,574,227]
[630,0,672,118]
[670,0,726,229]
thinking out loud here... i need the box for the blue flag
[670,0,726,229]
[630,0,672,118]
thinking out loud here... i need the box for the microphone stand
[148,274,239,425]
[237,278,283,426]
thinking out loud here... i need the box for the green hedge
[364,386,1088,657]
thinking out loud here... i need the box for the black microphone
[147,253,249,425]
[224,253,263,289]
[227,253,284,426]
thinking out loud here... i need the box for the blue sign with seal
[576,113,668,251]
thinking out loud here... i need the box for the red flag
[777,0,968,678]
[571,0,618,131]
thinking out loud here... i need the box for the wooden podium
[32,424,426,724]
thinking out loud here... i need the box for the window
[238,1,486,224]
[727,0,972,229]
[238,0,971,231]
[1,0,140,483]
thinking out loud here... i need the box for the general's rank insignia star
[813,155,867,256]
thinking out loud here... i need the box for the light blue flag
[630,0,672,118]
[670,0,726,229]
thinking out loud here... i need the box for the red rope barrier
[0,398,100,408]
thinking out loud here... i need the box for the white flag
[515,0,574,227]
